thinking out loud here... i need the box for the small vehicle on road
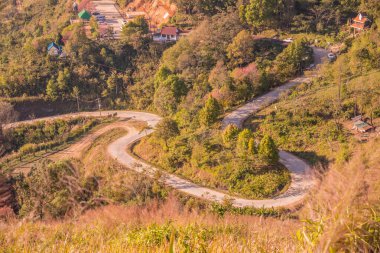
[305,64,315,70]
[96,15,106,22]
[92,11,101,16]
[328,53,336,62]
[283,38,293,43]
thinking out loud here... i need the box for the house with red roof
[153,26,180,42]
[350,13,371,34]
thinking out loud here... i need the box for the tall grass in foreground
[297,137,380,252]
[0,196,299,252]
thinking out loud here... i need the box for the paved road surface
[4,47,327,208]
[223,47,328,128]
[5,110,315,208]
[92,0,124,39]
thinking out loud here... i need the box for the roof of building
[161,27,179,36]
[353,120,373,131]
[353,13,370,23]
[78,9,91,20]
[47,42,61,51]
[354,120,367,127]
[350,22,366,30]
[351,115,363,122]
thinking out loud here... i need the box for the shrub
[19,143,38,155]
[222,124,239,147]
[236,129,253,157]
[258,135,279,164]
[199,96,222,127]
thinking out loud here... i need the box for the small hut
[47,42,62,56]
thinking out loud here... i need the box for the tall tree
[155,118,180,148]
[199,96,222,126]
[240,0,294,31]
[226,30,256,67]
[71,86,81,112]
[222,124,239,147]
[258,135,279,164]
[0,102,17,156]
[236,128,253,156]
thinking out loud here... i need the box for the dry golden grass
[297,137,380,252]
[0,194,300,252]
[0,122,378,252]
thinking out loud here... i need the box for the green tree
[154,65,172,89]
[199,96,222,126]
[106,71,122,100]
[240,0,294,31]
[154,84,178,116]
[274,39,312,81]
[258,135,279,164]
[226,30,255,67]
[89,16,99,38]
[248,138,257,155]
[46,79,59,101]
[155,118,180,147]
[57,68,71,96]
[162,75,187,101]
[71,86,80,112]
[222,124,239,147]
[236,128,253,156]
[122,16,149,37]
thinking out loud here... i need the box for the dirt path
[11,120,131,175]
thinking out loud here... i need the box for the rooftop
[352,13,370,24]
[161,27,179,36]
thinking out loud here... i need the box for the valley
[0,0,379,251]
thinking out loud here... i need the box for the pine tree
[258,135,279,164]
[46,79,59,101]
[222,124,239,147]
[236,128,253,157]
[248,138,257,155]
[199,96,222,126]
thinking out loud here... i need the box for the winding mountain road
[223,47,328,128]
[4,47,327,208]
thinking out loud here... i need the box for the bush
[236,129,253,157]
[199,96,222,127]
[258,135,279,164]
[222,124,239,147]
[19,143,38,155]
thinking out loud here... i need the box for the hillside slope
[126,0,176,27]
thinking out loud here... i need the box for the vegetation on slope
[12,128,167,219]
[0,0,379,251]
[0,138,379,252]
[245,27,380,165]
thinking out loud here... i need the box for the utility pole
[97,98,102,116]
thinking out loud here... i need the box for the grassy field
[133,133,291,200]
[244,70,380,165]
[0,117,116,173]
[0,137,378,252]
